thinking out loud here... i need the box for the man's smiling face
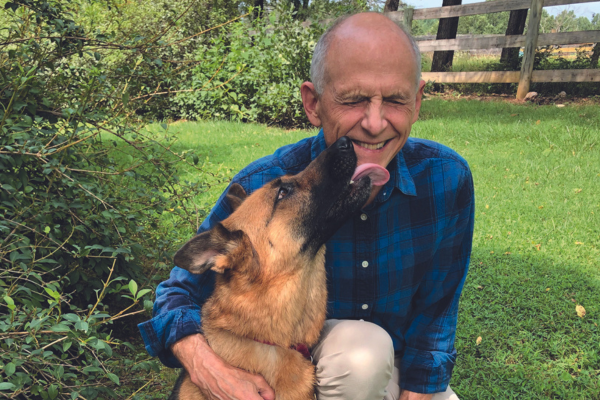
[302,13,425,171]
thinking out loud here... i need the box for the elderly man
[139,12,474,400]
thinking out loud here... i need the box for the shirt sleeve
[137,182,238,368]
[399,166,475,394]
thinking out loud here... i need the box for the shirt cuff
[399,347,456,394]
[138,307,203,368]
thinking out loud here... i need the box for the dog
[169,136,388,400]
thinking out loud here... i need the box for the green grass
[150,99,600,399]
[141,122,318,238]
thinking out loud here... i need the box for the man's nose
[360,100,387,136]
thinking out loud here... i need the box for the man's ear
[225,183,247,212]
[174,223,250,274]
[300,81,322,127]
[412,79,427,124]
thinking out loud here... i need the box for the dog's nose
[335,136,353,151]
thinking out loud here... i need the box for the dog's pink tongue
[352,163,390,186]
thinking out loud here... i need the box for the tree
[575,16,593,31]
[412,19,439,36]
[540,9,578,33]
[592,13,600,29]
[457,11,509,34]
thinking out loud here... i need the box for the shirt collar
[311,129,417,199]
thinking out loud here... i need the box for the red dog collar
[254,339,312,360]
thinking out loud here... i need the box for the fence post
[516,0,544,100]
[431,0,462,88]
[403,8,414,33]
[500,9,528,69]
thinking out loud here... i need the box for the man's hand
[171,334,275,400]
[399,390,433,400]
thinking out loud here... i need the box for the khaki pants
[311,320,459,400]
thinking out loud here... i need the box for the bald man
[139,12,474,400]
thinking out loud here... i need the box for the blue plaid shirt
[138,130,475,394]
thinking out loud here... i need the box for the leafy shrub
[75,0,246,120]
[171,10,324,127]
[0,0,221,398]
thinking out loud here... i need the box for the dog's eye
[277,187,289,200]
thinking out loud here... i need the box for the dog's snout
[335,136,353,152]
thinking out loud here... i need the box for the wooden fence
[386,0,600,99]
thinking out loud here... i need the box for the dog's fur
[169,137,372,400]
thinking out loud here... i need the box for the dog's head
[174,136,383,276]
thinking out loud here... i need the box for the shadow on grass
[453,248,600,399]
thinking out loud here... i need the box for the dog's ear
[174,223,253,275]
[225,183,247,212]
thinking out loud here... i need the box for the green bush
[0,0,216,398]
[75,0,246,120]
[171,10,324,126]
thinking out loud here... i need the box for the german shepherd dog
[169,136,387,400]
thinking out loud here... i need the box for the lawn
[147,98,600,399]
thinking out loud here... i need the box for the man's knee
[314,319,395,396]
[340,321,393,373]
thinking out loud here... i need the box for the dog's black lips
[324,175,371,222]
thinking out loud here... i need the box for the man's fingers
[252,375,275,400]
[257,387,276,400]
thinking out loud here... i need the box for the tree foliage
[171,11,323,126]
[540,9,600,33]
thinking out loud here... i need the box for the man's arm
[400,165,475,394]
[171,334,275,400]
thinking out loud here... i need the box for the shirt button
[361,304,369,310]
[362,261,369,268]
[360,213,368,221]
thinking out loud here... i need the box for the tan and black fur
[170,137,373,400]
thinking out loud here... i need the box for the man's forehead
[333,13,406,41]
[324,20,416,75]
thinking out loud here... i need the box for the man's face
[304,17,425,170]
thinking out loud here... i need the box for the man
[139,12,474,400]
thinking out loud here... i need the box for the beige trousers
[311,320,459,400]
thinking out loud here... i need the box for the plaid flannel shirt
[138,129,475,394]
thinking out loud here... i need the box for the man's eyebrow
[383,92,411,101]
[333,90,368,102]
[333,89,412,102]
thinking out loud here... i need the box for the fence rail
[416,30,600,52]
[388,0,598,21]
[422,69,600,83]
[385,0,600,98]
